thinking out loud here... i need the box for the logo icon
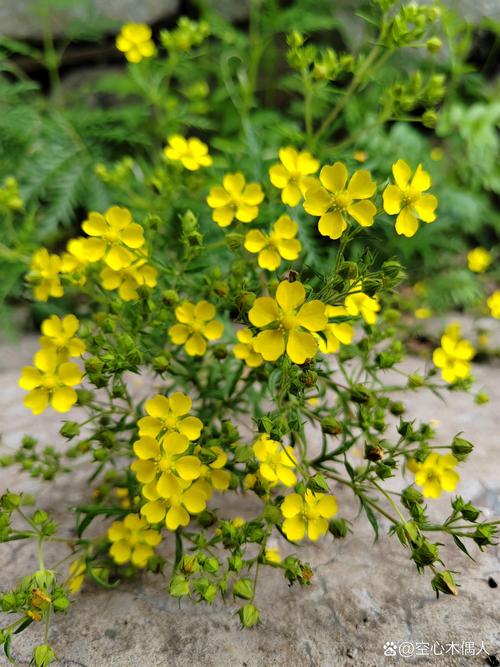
[384,642,398,657]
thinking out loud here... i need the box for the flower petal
[320,163,348,193]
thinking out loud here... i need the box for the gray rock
[0,0,179,39]
[1,336,499,666]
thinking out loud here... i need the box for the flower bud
[321,417,342,435]
[426,36,442,53]
[475,391,490,405]
[238,603,260,628]
[59,422,80,440]
[169,574,190,597]
[233,578,254,600]
[307,473,329,493]
[422,109,438,128]
[263,504,282,525]
[401,486,424,511]
[213,345,228,360]
[329,518,349,538]
[390,401,405,416]
[431,570,458,596]
[33,644,56,667]
[411,540,439,569]
[225,233,244,251]
[350,385,371,403]
[451,436,473,461]
[408,373,424,388]
[364,443,384,461]
[452,497,480,522]
[473,524,497,549]
[1,492,21,510]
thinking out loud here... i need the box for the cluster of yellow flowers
[432,323,475,384]
[18,315,84,414]
[27,206,157,303]
[130,392,229,532]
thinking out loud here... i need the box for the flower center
[330,191,351,212]
[164,415,178,429]
[401,188,420,208]
[281,314,298,331]
[42,375,57,389]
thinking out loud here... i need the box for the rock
[0,0,179,39]
[1,336,499,666]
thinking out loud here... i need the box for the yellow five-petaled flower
[108,514,161,567]
[169,300,224,356]
[248,280,327,365]
[409,453,459,499]
[164,135,212,171]
[432,323,474,384]
[19,348,82,414]
[303,162,377,239]
[39,314,85,359]
[116,23,156,63]
[383,160,437,237]
[269,147,319,206]
[244,214,301,270]
[28,249,64,302]
[207,173,264,227]
[253,434,297,487]
[82,206,145,271]
[281,489,338,541]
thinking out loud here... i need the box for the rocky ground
[0,336,499,667]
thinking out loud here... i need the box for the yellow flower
[232,516,246,528]
[18,348,82,414]
[138,392,203,441]
[303,162,377,239]
[100,258,157,301]
[353,150,367,163]
[264,547,281,564]
[317,305,355,353]
[60,237,89,284]
[268,147,319,206]
[249,280,327,365]
[244,215,301,270]
[82,206,145,270]
[28,249,63,302]
[169,300,224,356]
[67,559,86,593]
[164,135,212,170]
[233,328,264,367]
[281,489,338,541]
[131,431,202,487]
[415,307,432,319]
[410,453,459,498]
[108,514,161,567]
[467,247,491,273]
[383,160,437,237]
[253,434,297,487]
[116,23,156,63]
[432,325,475,383]
[345,288,380,325]
[39,314,85,358]
[196,445,231,493]
[140,478,209,531]
[207,173,264,227]
[487,290,500,318]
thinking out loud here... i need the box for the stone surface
[0,0,179,39]
[0,336,499,666]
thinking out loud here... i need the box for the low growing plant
[0,4,499,665]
